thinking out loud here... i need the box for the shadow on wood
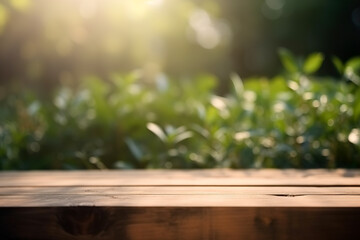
[1,207,360,240]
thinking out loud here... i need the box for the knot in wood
[255,216,274,227]
[57,207,109,236]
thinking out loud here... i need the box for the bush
[1,51,360,169]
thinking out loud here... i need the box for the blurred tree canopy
[0,0,359,92]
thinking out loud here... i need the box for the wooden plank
[1,192,360,207]
[1,186,360,195]
[1,169,360,187]
[1,170,359,239]
[1,186,360,207]
[1,207,359,240]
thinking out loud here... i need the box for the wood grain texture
[1,186,360,207]
[0,169,360,239]
[1,169,359,187]
[1,207,359,240]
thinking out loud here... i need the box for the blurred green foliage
[1,50,359,170]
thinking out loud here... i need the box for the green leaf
[114,161,134,169]
[125,138,143,161]
[174,131,193,144]
[230,73,243,96]
[345,57,360,85]
[303,53,324,74]
[278,48,298,73]
[332,56,344,75]
[147,122,166,142]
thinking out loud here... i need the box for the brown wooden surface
[1,207,360,240]
[1,186,360,207]
[1,169,360,239]
[1,169,360,186]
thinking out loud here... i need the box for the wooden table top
[1,169,360,207]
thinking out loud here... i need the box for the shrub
[1,51,359,169]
